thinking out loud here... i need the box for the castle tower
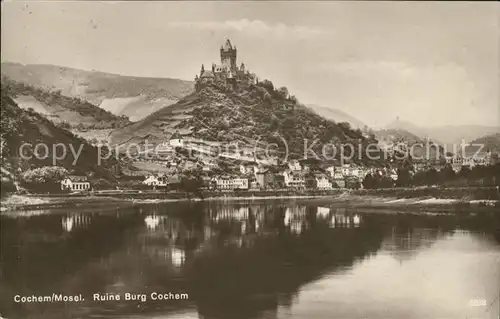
[220,38,237,73]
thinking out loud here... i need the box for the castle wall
[220,49,237,73]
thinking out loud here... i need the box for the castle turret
[220,38,237,73]
[200,64,205,75]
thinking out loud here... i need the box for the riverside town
[2,39,499,199]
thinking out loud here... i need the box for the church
[195,39,256,89]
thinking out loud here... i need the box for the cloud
[167,19,325,38]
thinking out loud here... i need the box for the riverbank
[0,194,137,213]
[296,194,498,214]
[1,187,498,213]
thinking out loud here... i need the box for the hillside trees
[20,166,69,193]
[179,169,204,196]
[1,77,131,129]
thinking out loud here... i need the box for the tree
[1,177,16,196]
[278,86,289,100]
[259,79,274,92]
[440,165,456,183]
[179,169,203,196]
[58,121,71,130]
[93,178,114,190]
[378,175,395,188]
[425,168,439,186]
[21,166,69,193]
[396,168,412,187]
[362,174,376,189]
[338,122,352,132]
[459,166,471,180]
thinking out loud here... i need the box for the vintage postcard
[1,1,499,319]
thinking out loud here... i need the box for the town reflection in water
[62,213,93,232]
[1,201,499,319]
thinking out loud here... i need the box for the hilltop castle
[195,39,256,90]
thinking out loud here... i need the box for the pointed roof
[170,131,182,140]
[200,70,215,78]
[68,175,88,182]
[222,38,233,51]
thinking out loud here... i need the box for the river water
[1,201,499,319]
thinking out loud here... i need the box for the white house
[327,166,344,180]
[143,175,168,187]
[473,152,491,166]
[61,175,91,192]
[233,178,249,190]
[462,157,475,168]
[283,171,305,188]
[390,169,398,181]
[287,160,302,171]
[341,164,353,177]
[240,163,255,175]
[214,177,249,190]
[315,174,333,190]
[169,132,184,148]
[447,156,465,166]
[349,167,363,178]
[326,166,336,177]
[155,143,175,158]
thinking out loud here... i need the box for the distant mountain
[386,118,427,138]
[110,79,382,166]
[1,62,194,121]
[2,77,130,129]
[307,104,366,130]
[375,129,424,145]
[375,128,446,160]
[471,133,500,150]
[424,125,500,146]
[0,87,117,180]
[386,117,499,148]
[461,132,500,156]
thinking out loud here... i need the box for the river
[1,200,499,319]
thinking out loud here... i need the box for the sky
[2,1,499,128]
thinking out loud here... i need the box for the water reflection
[0,202,499,319]
[144,215,162,230]
[62,213,92,232]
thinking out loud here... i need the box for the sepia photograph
[0,1,499,319]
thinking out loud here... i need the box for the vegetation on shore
[0,89,119,195]
[362,162,500,189]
